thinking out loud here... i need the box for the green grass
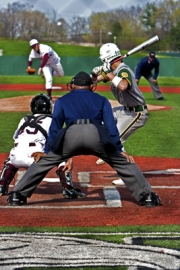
[0,77,180,157]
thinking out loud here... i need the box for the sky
[0,0,156,22]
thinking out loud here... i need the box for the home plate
[52,86,62,89]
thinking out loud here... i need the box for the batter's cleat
[112,178,125,186]
[63,185,86,199]
[139,193,162,207]
[96,158,105,165]
[7,192,27,206]
[157,97,165,100]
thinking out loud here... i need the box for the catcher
[27,39,64,98]
[0,94,85,200]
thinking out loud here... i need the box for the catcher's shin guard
[0,159,18,195]
[56,164,86,199]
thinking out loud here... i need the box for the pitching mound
[0,96,171,112]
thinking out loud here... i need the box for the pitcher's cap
[30,39,38,47]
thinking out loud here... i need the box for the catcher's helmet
[30,94,52,114]
[99,43,121,64]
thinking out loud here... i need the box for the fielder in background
[135,51,165,100]
[0,94,84,200]
[27,39,64,98]
[91,43,148,186]
[7,71,161,208]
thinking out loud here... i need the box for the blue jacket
[135,56,160,80]
[44,89,122,153]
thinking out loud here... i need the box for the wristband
[112,76,122,87]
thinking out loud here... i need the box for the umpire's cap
[149,51,156,58]
[73,71,93,86]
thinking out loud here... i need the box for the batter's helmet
[99,43,121,64]
[30,94,52,114]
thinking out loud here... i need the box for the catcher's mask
[30,94,52,114]
[99,43,121,64]
[67,71,96,91]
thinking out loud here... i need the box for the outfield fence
[0,56,180,76]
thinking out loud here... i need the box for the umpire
[8,71,161,207]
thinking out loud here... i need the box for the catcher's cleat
[139,192,162,207]
[7,192,27,206]
[63,185,86,199]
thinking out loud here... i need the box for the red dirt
[0,84,180,93]
[0,155,179,227]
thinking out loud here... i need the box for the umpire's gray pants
[145,74,163,99]
[13,124,153,203]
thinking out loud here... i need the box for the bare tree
[69,16,89,43]
[0,2,31,38]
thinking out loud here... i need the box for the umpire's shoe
[7,192,27,206]
[139,192,162,207]
[63,185,86,199]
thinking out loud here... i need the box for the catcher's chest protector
[18,115,52,139]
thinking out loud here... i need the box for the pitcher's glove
[26,67,36,75]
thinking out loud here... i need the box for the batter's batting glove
[100,62,113,82]
[102,62,112,74]
[91,66,103,77]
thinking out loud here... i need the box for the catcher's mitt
[26,67,36,75]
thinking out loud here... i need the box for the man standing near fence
[135,51,165,100]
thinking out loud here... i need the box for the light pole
[99,29,102,45]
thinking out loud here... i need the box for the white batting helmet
[29,39,38,47]
[99,43,121,64]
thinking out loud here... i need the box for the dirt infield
[0,85,179,227]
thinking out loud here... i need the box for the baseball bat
[121,35,160,59]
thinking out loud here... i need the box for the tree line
[0,0,180,51]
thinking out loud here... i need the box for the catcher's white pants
[9,142,43,168]
[113,106,148,144]
[43,58,64,89]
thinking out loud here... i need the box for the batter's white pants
[43,59,64,89]
[113,106,149,144]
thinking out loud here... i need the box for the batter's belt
[124,105,147,112]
